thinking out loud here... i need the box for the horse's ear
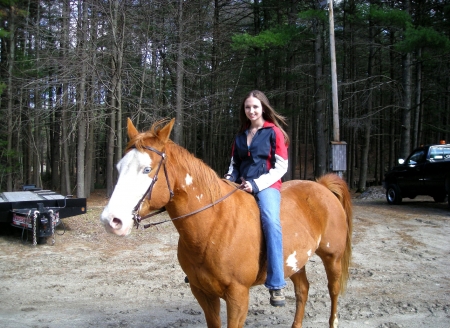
[127,118,139,140]
[158,118,175,143]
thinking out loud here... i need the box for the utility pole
[329,0,339,142]
[326,0,347,177]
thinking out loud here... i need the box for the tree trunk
[388,29,396,169]
[60,0,72,195]
[357,4,375,192]
[313,17,326,178]
[114,10,125,173]
[84,4,98,197]
[76,0,88,198]
[174,0,184,145]
[33,4,42,189]
[285,0,297,181]
[137,22,151,125]
[51,73,61,191]
[399,51,412,159]
[412,48,422,148]
[399,0,412,159]
[106,0,121,197]
[84,117,95,197]
[347,0,357,188]
[6,5,15,191]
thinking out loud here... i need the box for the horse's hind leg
[319,254,342,328]
[289,267,309,328]
[190,284,221,328]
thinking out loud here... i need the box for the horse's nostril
[111,217,122,229]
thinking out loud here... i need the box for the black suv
[383,144,450,205]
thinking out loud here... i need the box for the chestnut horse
[101,118,353,328]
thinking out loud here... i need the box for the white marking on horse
[286,251,299,272]
[196,194,203,202]
[307,249,312,257]
[333,315,339,327]
[100,149,153,235]
[327,242,330,248]
[185,173,193,186]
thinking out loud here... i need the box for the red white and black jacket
[226,121,288,193]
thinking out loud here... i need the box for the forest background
[1,0,449,198]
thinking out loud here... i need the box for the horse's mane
[166,142,222,200]
[126,120,222,201]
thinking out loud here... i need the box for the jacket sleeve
[250,155,288,193]
[225,141,240,182]
[250,127,288,193]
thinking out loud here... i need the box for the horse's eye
[143,167,151,174]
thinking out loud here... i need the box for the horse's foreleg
[190,284,221,328]
[224,284,250,328]
[289,267,309,328]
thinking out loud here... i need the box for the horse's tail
[317,173,353,294]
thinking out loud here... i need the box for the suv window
[429,146,450,161]
[407,150,425,165]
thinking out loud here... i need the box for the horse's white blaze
[286,251,300,272]
[100,149,153,235]
[185,173,193,186]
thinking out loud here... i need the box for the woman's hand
[240,179,253,193]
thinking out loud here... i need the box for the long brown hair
[238,90,290,145]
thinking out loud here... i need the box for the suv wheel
[386,184,402,205]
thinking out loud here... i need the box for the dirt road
[0,189,449,327]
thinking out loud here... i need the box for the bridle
[131,145,173,229]
[131,145,242,230]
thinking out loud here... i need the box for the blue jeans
[256,187,286,290]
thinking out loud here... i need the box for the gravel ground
[0,188,449,328]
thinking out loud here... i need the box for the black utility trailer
[0,187,87,245]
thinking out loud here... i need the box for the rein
[132,146,242,230]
